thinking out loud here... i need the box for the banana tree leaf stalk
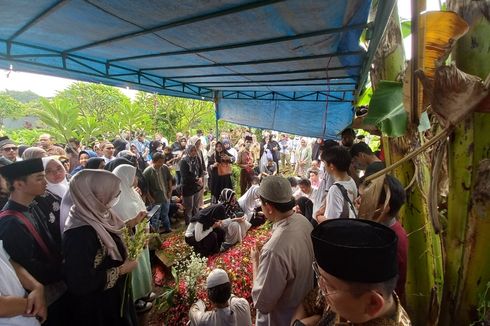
[369,4,444,324]
[441,1,490,324]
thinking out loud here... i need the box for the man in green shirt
[143,152,172,233]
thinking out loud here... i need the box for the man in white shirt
[251,176,314,326]
[0,241,46,326]
[319,146,358,223]
[189,268,252,326]
[293,178,315,200]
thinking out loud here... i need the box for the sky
[0,0,442,99]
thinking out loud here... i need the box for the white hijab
[112,164,146,221]
[238,184,260,219]
[42,156,69,199]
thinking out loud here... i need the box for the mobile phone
[147,205,161,220]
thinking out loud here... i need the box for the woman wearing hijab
[35,157,69,250]
[188,136,206,208]
[180,144,204,225]
[207,141,234,203]
[63,170,138,326]
[218,189,251,251]
[237,177,261,221]
[184,204,226,257]
[295,138,312,178]
[85,157,105,170]
[295,196,315,226]
[112,164,154,313]
[70,150,97,176]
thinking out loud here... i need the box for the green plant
[471,282,490,326]
[32,98,80,143]
[3,129,45,146]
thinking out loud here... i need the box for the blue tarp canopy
[0,0,395,138]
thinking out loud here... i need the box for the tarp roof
[0,0,396,138]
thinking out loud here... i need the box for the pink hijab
[64,169,126,261]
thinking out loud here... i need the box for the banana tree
[368,4,445,325]
[440,1,490,324]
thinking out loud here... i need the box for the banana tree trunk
[372,4,443,325]
[441,1,490,324]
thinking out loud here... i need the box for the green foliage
[471,282,490,326]
[400,20,412,38]
[1,90,40,103]
[56,82,130,121]
[134,92,215,137]
[0,94,28,120]
[357,86,373,106]
[32,98,80,143]
[1,128,45,146]
[105,101,152,137]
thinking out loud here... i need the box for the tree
[33,98,80,143]
[134,93,215,137]
[1,90,40,103]
[0,94,26,122]
[56,82,130,121]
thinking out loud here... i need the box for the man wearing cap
[0,159,66,326]
[189,268,252,326]
[251,175,314,326]
[292,219,411,325]
[0,136,20,162]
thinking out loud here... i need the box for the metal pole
[213,91,220,140]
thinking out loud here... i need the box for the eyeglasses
[312,261,346,297]
[1,147,18,151]
[312,261,325,283]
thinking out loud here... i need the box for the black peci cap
[0,158,44,181]
[311,218,398,283]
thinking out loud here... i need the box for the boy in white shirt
[318,146,358,223]
[189,268,252,326]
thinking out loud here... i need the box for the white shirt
[185,222,214,242]
[252,213,314,326]
[325,178,358,219]
[189,296,252,326]
[0,241,40,326]
[227,148,238,161]
[311,172,334,218]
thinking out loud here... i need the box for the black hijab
[190,204,226,231]
[85,157,105,169]
[214,141,233,162]
[296,196,313,221]
[104,157,133,172]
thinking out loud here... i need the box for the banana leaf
[363,81,407,137]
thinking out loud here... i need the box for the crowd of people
[0,126,411,326]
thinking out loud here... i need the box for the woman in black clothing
[207,141,235,203]
[180,144,204,224]
[63,170,138,326]
[184,204,226,257]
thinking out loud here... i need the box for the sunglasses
[1,147,18,151]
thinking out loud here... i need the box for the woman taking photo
[63,170,138,326]
[207,141,234,203]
